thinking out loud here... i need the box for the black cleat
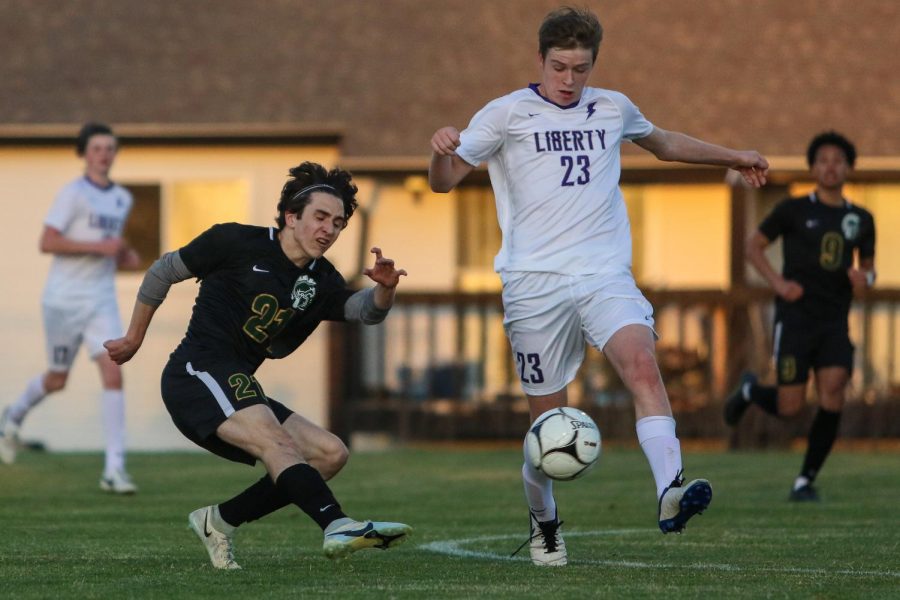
[789,483,820,502]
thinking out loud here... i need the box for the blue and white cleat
[323,519,412,560]
[658,471,712,534]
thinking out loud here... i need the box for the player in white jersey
[0,123,141,494]
[429,7,769,566]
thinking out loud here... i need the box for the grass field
[1,445,898,599]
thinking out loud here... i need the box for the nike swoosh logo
[528,112,540,117]
[325,522,374,538]
[204,511,213,538]
[252,265,270,273]
[319,504,335,512]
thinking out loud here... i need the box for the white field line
[419,529,900,579]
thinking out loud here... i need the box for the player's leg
[213,408,349,532]
[790,367,847,501]
[279,411,349,480]
[1,371,67,465]
[87,305,134,493]
[279,409,410,558]
[1,304,79,464]
[520,389,568,566]
[603,324,712,533]
[216,402,411,560]
[502,272,580,566]
[791,325,853,502]
[725,317,807,425]
[724,371,779,425]
[214,402,345,533]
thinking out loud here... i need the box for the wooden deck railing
[328,288,900,443]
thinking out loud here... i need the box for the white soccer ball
[525,407,601,481]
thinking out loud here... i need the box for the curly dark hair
[76,122,115,156]
[539,6,603,62]
[275,162,359,230]
[807,131,856,168]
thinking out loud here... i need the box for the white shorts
[500,271,656,395]
[42,297,123,371]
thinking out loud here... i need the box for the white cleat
[99,469,138,495]
[0,409,20,465]
[322,519,412,560]
[527,511,567,566]
[188,506,241,570]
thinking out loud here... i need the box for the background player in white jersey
[429,7,769,566]
[0,122,141,494]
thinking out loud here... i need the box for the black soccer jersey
[173,222,354,370]
[759,193,875,319]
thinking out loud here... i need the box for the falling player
[105,161,412,569]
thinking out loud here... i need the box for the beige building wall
[0,144,345,451]
[630,184,732,289]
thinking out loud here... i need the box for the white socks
[522,440,557,522]
[636,415,683,498]
[8,375,48,425]
[101,389,127,475]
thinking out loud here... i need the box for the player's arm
[429,126,476,192]
[39,225,123,257]
[746,230,803,301]
[344,247,408,324]
[634,127,769,188]
[104,250,195,364]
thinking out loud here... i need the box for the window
[122,184,161,271]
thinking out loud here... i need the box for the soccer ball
[525,407,601,481]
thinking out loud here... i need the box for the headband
[290,183,338,202]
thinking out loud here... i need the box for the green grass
[1,446,898,599]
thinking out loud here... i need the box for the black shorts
[773,312,854,385]
[161,357,294,465]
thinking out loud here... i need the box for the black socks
[275,463,347,530]
[218,474,291,527]
[747,382,779,416]
[800,408,842,482]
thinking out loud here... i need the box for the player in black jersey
[724,132,876,501]
[104,161,412,569]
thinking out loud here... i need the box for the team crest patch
[841,213,860,240]
[780,355,797,383]
[291,275,317,310]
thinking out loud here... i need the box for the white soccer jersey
[455,85,654,275]
[42,176,133,305]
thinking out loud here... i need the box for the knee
[319,435,350,478]
[819,390,846,412]
[258,425,303,460]
[43,372,67,393]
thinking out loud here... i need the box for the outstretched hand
[734,151,770,188]
[363,247,407,288]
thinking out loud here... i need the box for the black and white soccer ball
[525,407,601,481]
